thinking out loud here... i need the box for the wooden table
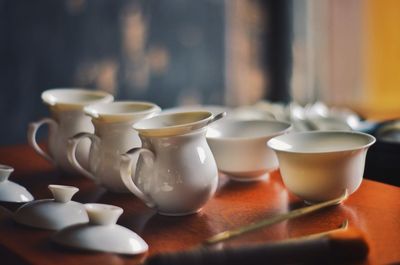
[0,144,399,265]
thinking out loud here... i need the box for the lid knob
[85,203,123,226]
[48,185,79,203]
[0,164,14,182]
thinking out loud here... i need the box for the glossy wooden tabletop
[0,144,399,265]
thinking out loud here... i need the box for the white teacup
[206,119,292,181]
[28,89,114,175]
[67,101,161,193]
[120,111,224,216]
[268,131,376,203]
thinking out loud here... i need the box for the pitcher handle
[27,118,58,163]
[120,147,156,208]
[67,132,97,180]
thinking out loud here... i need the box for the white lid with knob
[52,203,148,255]
[13,184,88,230]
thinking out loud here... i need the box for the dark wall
[0,0,225,145]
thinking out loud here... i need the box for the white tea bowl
[267,131,376,203]
[206,119,292,181]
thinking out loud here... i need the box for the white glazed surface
[121,130,219,216]
[268,131,376,202]
[121,111,220,215]
[49,109,94,174]
[28,89,114,175]
[14,185,88,230]
[139,129,218,215]
[206,119,291,181]
[53,203,148,255]
[0,181,34,203]
[67,101,161,193]
[0,164,33,203]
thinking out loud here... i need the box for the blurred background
[1,0,400,145]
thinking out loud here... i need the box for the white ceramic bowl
[267,131,376,203]
[206,119,292,181]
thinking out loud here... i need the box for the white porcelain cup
[207,119,292,181]
[28,89,114,175]
[120,111,225,216]
[67,101,161,193]
[268,131,376,203]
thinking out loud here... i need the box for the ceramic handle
[27,118,58,163]
[67,132,97,180]
[120,147,156,208]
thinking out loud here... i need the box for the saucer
[53,203,148,255]
[0,165,33,203]
[14,185,88,230]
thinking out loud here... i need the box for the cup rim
[41,88,114,109]
[133,111,213,137]
[206,119,292,141]
[84,101,161,121]
[267,130,376,154]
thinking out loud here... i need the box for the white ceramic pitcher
[67,101,161,192]
[28,89,114,175]
[120,111,225,216]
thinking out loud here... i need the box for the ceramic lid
[52,203,148,255]
[14,185,88,230]
[84,101,161,123]
[0,165,34,203]
[42,88,114,111]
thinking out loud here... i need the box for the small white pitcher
[28,89,114,175]
[120,111,225,216]
[67,101,161,192]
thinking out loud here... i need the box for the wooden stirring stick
[204,190,348,245]
[145,191,353,265]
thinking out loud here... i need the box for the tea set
[68,101,161,193]
[0,88,376,255]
